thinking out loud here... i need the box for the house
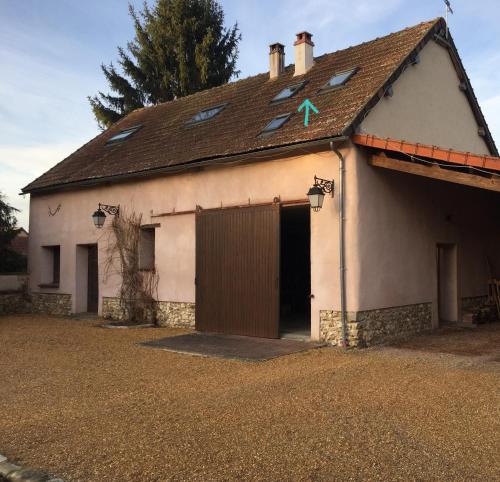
[22,18,500,346]
[9,228,29,258]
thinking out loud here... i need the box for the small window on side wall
[139,228,155,271]
[40,245,60,287]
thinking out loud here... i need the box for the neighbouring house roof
[10,229,29,257]
[23,17,497,194]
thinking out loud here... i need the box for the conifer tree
[89,0,241,129]
[0,193,26,273]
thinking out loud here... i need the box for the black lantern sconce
[307,176,334,212]
[92,203,120,228]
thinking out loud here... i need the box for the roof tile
[24,19,442,192]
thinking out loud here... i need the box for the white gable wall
[360,40,491,155]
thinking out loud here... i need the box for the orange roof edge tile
[352,133,500,173]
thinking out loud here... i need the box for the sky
[1,0,500,228]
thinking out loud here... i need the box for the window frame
[106,125,142,145]
[39,245,61,288]
[270,81,307,104]
[318,67,358,94]
[138,227,156,271]
[259,113,293,137]
[185,103,228,126]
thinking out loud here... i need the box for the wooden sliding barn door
[195,204,280,338]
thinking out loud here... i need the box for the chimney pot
[294,31,314,76]
[294,31,314,47]
[269,43,285,79]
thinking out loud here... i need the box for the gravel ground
[0,315,499,482]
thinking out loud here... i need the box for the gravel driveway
[0,315,499,481]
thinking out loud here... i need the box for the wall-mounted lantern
[307,176,334,212]
[92,203,120,228]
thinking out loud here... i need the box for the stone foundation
[102,297,126,320]
[157,301,195,328]
[320,310,359,347]
[0,292,31,316]
[102,297,195,328]
[31,293,72,316]
[320,302,433,347]
[461,296,488,313]
[461,295,493,322]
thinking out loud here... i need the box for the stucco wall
[349,146,500,321]
[360,40,491,155]
[28,146,355,340]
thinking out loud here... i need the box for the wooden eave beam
[353,134,500,172]
[370,154,500,193]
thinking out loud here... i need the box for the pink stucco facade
[26,39,500,343]
[28,146,353,340]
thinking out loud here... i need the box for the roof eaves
[24,135,349,195]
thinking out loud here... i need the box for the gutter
[330,141,348,347]
[22,135,349,195]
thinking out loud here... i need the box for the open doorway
[75,244,99,314]
[280,205,311,338]
[437,243,459,325]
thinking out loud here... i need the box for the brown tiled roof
[26,18,489,193]
[10,229,29,256]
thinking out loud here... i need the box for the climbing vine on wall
[104,210,159,324]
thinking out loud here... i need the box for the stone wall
[102,297,126,320]
[102,297,195,328]
[157,301,195,328]
[461,295,494,322]
[320,302,432,347]
[31,293,72,316]
[461,296,488,313]
[0,292,31,316]
[320,310,358,347]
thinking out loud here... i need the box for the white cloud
[0,142,84,229]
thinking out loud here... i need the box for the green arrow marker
[298,98,319,126]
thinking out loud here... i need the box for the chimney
[294,31,314,76]
[269,43,285,79]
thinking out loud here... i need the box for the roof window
[187,104,227,125]
[320,68,357,92]
[260,113,292,136]
[106,126,141,144]
[271,81,306,103]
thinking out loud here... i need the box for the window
[40,245,60,287]
[106,126,141,144]
[320,68,357,92]
[271,82,306,103]
[187,104,227,125]
[259,113,292,136]
[139,228,155,271]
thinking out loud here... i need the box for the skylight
[271,81,306,103]
[320,68,357,91]
[260,113,292,136]
[187,104,227,125]
[106,126,141,144]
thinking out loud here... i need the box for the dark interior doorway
[280,205,311,337]
[87,244,99,313]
